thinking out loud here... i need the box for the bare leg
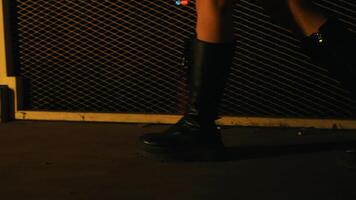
[287,0,327,36]
[195,0,235,43]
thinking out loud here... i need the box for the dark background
[7,0,356,118]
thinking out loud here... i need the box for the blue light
[176,0,181,6]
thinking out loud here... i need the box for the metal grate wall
[9,0,356,118]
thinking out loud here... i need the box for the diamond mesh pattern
[17,0,194,113]
[13,0,356,118]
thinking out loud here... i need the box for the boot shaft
[301,18,356,98]
[183,36,235,122]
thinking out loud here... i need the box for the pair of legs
[139,0,355,161]
[196,0,328,43]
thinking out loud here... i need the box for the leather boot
[301,18,356,165]
[301,18,356,98]
[138,36,235,161]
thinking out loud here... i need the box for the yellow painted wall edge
[12,111,356,130]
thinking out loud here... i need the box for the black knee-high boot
[301,18,356,164]
[301,18,356,98]
[139,36,235,161]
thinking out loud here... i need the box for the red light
[181,0,189,6]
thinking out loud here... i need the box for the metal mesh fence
[12,0,356,118]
